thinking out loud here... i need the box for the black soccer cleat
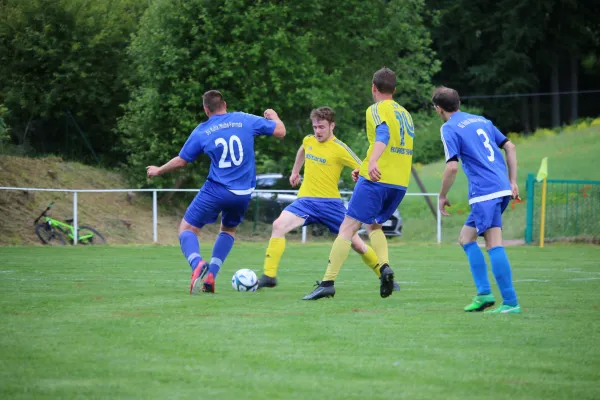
[393,281,401,292]
[302,281,335,300]
[257,274,277,289]
[379,264,395,298]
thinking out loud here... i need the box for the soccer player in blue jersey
[303,68,414,300]
[433,86,521,314]
[257,106,399,291]
[146,90,286,294]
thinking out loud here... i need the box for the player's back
[180,112,275,194]
[441,112,511,203]
[361,100,414,188]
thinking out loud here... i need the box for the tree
[119,0,440,189]
[0,0,147,163]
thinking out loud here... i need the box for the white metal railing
[0,187,441,244]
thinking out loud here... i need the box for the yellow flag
[536,157,548,182]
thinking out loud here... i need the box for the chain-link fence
[526,174,600,244]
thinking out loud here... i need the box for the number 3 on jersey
[215,135,244,168]
[476,129,495,162]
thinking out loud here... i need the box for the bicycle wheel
[77,226,107,245]
[35,223,66,246]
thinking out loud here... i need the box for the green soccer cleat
[484,304,521,314]
[464,294,496,312]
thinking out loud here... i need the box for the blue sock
[208,232,235,278]
[179,230,202,271]
[462,241,491,295]
[488,246,518,306]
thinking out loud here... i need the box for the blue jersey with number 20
[179,112,276,195]
[441,112,511,205]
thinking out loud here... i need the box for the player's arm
[492,123,520,200]
[263,109,286,138]
[438,125,460,216]
[503,140,519,199]
[147,132,202,177]
[146,156,187,178]
[368,123,390,182]
[289,145,305,187]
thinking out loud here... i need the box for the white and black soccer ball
[231,269,258,292]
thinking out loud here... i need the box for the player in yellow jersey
[258,107,399,291]
[303,67,414,300]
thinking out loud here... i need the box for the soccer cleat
[484,304,521,314]
[393,281,401,292]
[190,261,208,295]
[379,264,395,298]
[257,274,277,289]
[464,294,496,312]
[302,281,335,300]
[201,272,216,294]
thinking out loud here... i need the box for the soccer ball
[231,269,258,292]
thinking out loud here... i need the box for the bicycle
[34,202,107,245]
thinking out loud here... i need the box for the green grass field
[1,243,599,399]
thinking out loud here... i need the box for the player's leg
[301,215,362,300]
[258,210,306,289]
[352,231,401,292]
[313,199,382,281]
[483,197,520,313]
[370,186,407,298]
[302,180,379,300]
[459,221,495,312]
[201,191,252,293]
[350,234,380,277]
[180,187,220,295]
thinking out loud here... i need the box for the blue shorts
[346,177,406,225]
[465,196,511,236]
[184,180,251,229]
[284,198,347,234]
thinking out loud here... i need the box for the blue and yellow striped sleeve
[371,102,385,126]
[333,138,362,169]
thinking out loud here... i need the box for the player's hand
[510,181,521,200]
[368,161,381,182]
[146,166,161,178]
[289,172,301,187]
[264,109,279,120]
[439,196,451,216]
[351,168,360,183]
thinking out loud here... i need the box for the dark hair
[202,90,225,113]
[309,106,335,123]
[432,86,460,112]
[372,67,396,94]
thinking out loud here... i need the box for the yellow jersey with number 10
[359,100,414,188]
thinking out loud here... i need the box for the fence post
[153,190,158,243]
[525,173,535,244]
[302,226,307,243]
[73,191,78,245]
[436,194,442,244]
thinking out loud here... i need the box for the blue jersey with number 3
[179,112,276,194]
[440,112,511,205]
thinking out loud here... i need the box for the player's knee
[271,217,287,236]
[220,224,236,237]
[179,219,200,235]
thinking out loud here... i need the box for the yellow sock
[360,245,381,277]
[369,229,389,267]
[263,237,286,277]
[323,237,352,281]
